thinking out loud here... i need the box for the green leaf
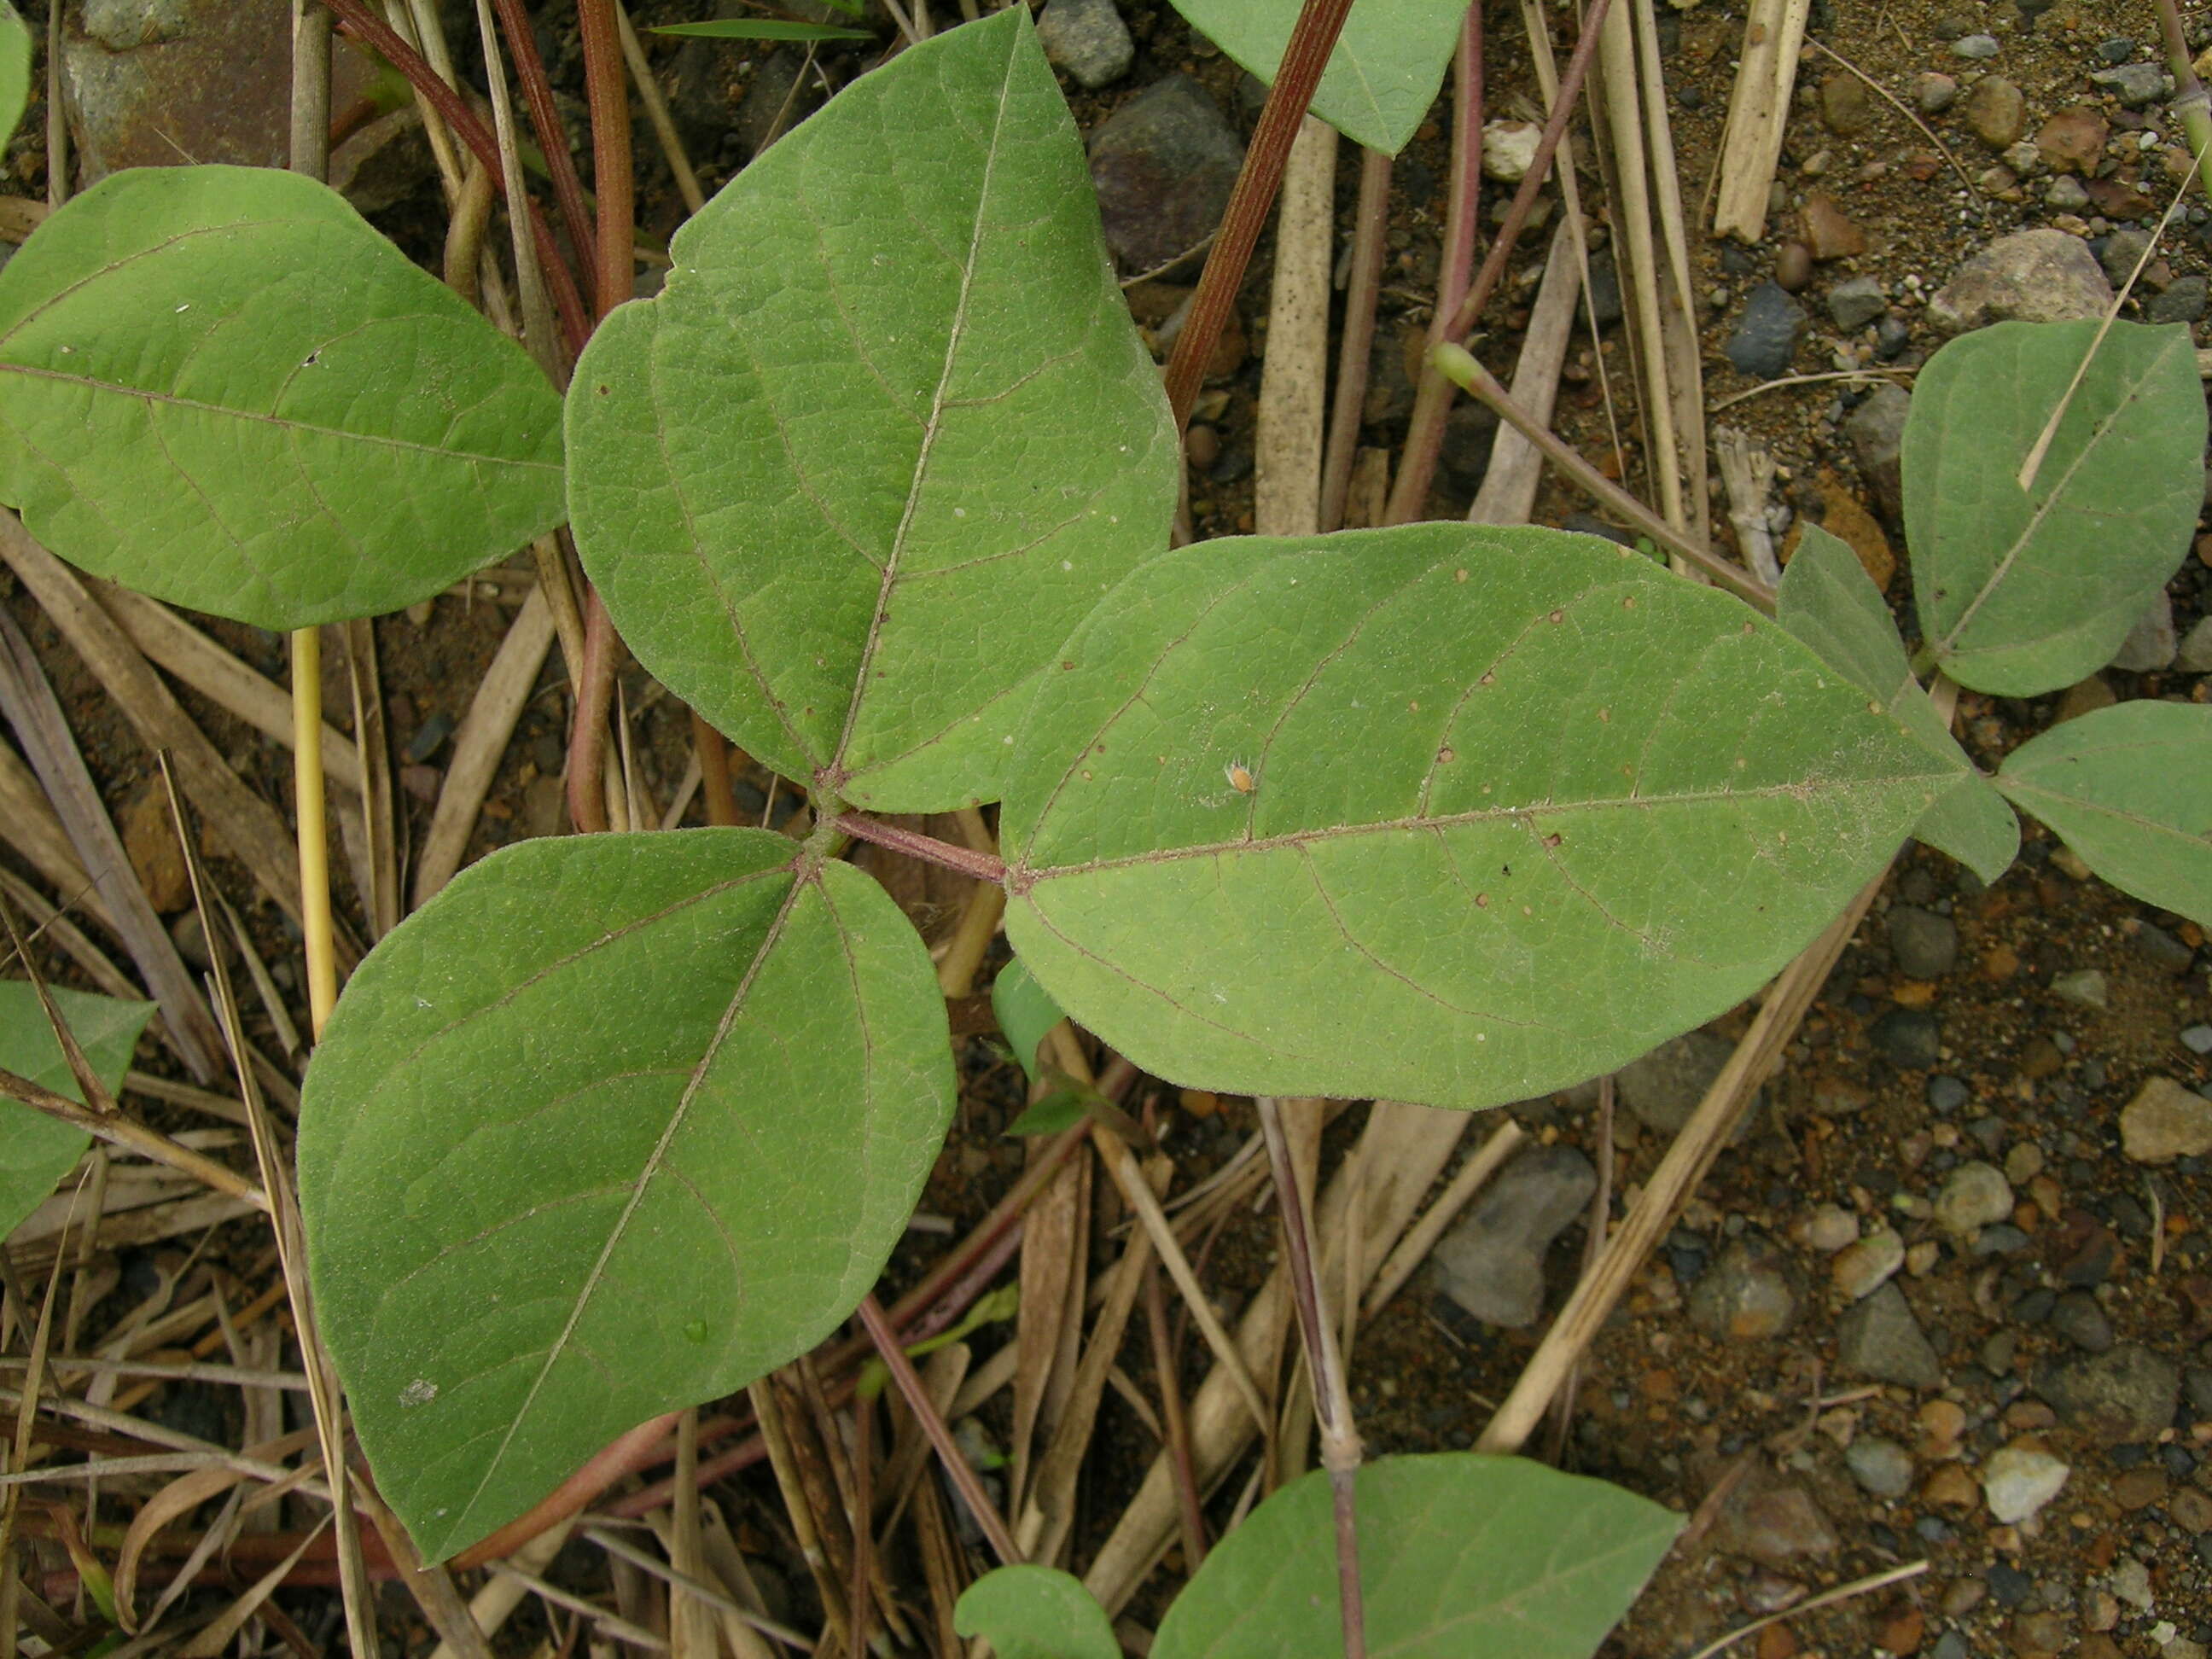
[1152,1454,1680,1659]
[0,166,566,631]
[298,829,954,1561]
[1002,526,1957,1109]
[1906,320,2204,696]
[954,1564,1119,1659]
[567,8,1176,812]
[0,3,29,153]
[991,955,1064,1085]
[1165,0,1463,154]
[651,19,873,40]
[1777,523,2017,883]
[0,982,154,1237]
[1004,1083,1085,1136]
[1994,700,2212,925]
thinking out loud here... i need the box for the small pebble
[1916,72,1959,114]
[2120,1078,2212,1163]
[1834,1229,1906,1300]
[2051,968,2108,1010]
[1948,33,2000,59]
[2184,1025,2212,1055]
[1935,1161,2013,1236]
[1846,1436,1916,1499]
[1982,1443,2069,1523]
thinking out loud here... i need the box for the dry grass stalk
[0,740,109,928]
[1467,224,1581,527]
[1254,115,1337,536]
[1010,1112,1088,1516]
[1709,0,1813,242]
[414,588,558,906]
[339,617,404,939]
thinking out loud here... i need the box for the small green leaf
[1003,526,1957,1109]
[954,1564,1119,1659]
[0,3,30,152]
[1165,0,1464,154]
[299,830,954,1561]
[1777,523,2017,883]
[651,19,872,40]
[1906,320,2205,696]
[1004,1086,1086,1137]
[567,8,1176,812]
[1994,701,2212,925]
[0,982,154,1237]
[1151,1454,1680,1659]
[0,166,566,630]
[991,955,1064,1085]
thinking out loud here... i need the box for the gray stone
[2052,968,2110,1009]
[1618,1030,1735,1135]
[1929,229,2116,335]
[1689,1234,1802,1341]
[2051,1289,2116,1352]
[1936,1161,2014,1235]
[1827,275,1889,332]
[1833,1228,1905,1300]
[1888,906,1959,979]
[1950,33,2000,59]
[1933,1634,1969,1659]
[1089,76,1246,274]
[2182,1023,2212,1054]
[2046,175,2092,212]
[1961,76,2027,148]
[1432,1144,1596,1328]
[1846,384,1912,521]
[2177,617,2212,674]
[1871,1007,1941,1070]
[2036,1344,2181,1442]
[1917,72,1959,114]
[2110,590,2178,672]
[2150,275,2209,326]
[1726,282,1807,379]
[1036,0,1134,90]
[1846,1435,1915,1499]
[1838,1282,1942,1388]
[65,0,379,183]
[1927,1074,1970,1113]
[2091,63,2172,108]
[2101,229,2155,286]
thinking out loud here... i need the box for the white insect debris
[399,1378,438,1407]
[1225,761,1254,794]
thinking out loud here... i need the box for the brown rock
[2036,107,2109,173]
[2085,175,2155,221]
[1982,943,2020,980]
[1756,1626,1799,1659]
[1801,192,1866,261]
[118,783,189,913]
[1962,76,2028,149]
[1775,241,1813,292]
[2121,1077,2212,1163]
[1711,1476,1841,1567]
[2170,1487,2212,1532]
[1878,1604,1925,1656]
[2111,1466,2169,1510]
[1922,1464,1979,1510]
[1914,1398,1967,1461]
[1821,72,1873,136]
[1811,475,1895,591]
[2056,675,2117,723]
[2008,1612,2068,1658]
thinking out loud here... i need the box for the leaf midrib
[0,361,561,472]
[1017,771,1947,881]
[825,32,1020,789]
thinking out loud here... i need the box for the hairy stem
[1257,1096,1365,1658]
[830,813,1008,883]
[1161,0,1361,428]
[1384,0,1615,524]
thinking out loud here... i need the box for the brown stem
[690,710,741,827]
[1382,0,1614,524]
[1144,1260,1208,1570]
[1318,147,1393,533]
[855,1294,1021,1566]
[491,0,599,306]
[1257,1097,1364,1658]
[1435,344,1774,609]
[318,0,590,352]
[577,0,635,321]
[564,589,620,834]
[830,813,1007,883]
[1161,0,1361,428]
